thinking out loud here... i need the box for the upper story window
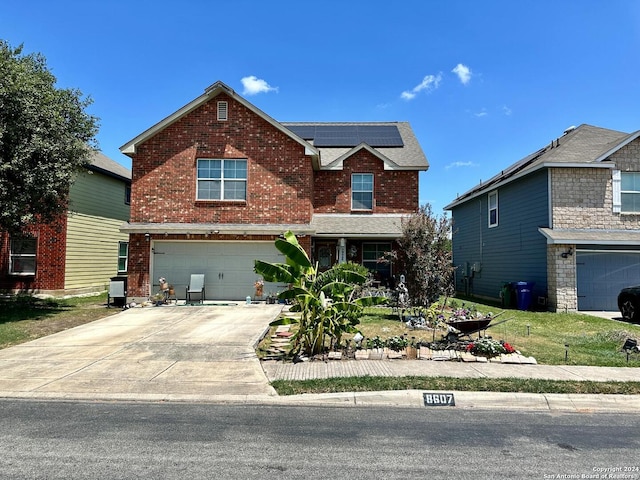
[117,241,129,274]
[488,191,498,227]
[124,185,131,205]
[9,235,37,275]
[352,173,373,210]
[621,172,640,213]
[197,159,247,201]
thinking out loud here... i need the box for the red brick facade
[131,93,313,225]
[0,217,68,293]
[124,87,422,298]
[314,151,419,213]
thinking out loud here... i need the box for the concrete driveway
[0,303,284,402]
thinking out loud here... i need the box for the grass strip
[271,376,640,396]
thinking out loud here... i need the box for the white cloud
[445,161,478,170]
[240,76,278,95]
[452,63,472,85]
[474,109,488,118]
[502,105,512,116]
[401,73,442,100]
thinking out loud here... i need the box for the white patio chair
[108,280,126,308]
[186,274,206,303]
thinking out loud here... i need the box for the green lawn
[347,301,640,368]
[0,293,118,349]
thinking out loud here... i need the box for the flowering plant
[466,338,515,358]
[386,335,409,352]
[254,279,264,288]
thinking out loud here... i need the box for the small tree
[254,231,385,356]
[0,41,99,235]
[392,204,455,307]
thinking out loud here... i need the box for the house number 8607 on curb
[423,392,455,406]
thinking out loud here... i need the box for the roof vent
[563,125,577,135]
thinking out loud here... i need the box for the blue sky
[3,0,640,214]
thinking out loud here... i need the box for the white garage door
[151,241,286,301]
[576,251,640,311]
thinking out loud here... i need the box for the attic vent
[217,101,228,121]
[563,125,576,135]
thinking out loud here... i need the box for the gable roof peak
[204,80,234,95]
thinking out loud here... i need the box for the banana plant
[254,231,386,356]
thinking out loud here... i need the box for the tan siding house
[65,154,131,293]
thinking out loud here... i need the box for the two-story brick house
[445,124,640,312]
[119,81,428,302]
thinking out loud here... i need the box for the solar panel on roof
[286,125,316,139]
[285,125,403,147]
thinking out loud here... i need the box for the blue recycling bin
[513,281,535,311]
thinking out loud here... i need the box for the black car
[618,285,640,322]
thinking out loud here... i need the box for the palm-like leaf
[254,260,295,284]
[275,231,312,271]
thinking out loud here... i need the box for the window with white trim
[117,241,129,274]
[197,159,247,201]
[352,173,373,210]
[621,172,640,213]
[488,191,498,227]
[9,235,37,275]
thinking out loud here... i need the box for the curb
[2,390,639,413]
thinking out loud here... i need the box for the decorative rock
[327,351,342,360]
[368,349,384,360]
[354,350,369,360]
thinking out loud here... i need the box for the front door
[315,242,335,271]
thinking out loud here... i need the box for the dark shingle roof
[282,122,429,170]
[87,151,131,182]
[446,124,632,209]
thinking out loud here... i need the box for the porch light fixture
[560,247,573,258]
[145,233,150,242]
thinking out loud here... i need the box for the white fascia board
[120,91,210,154]
[120,222,315,235]
[120,83,318,158]
[323,143,399,171]
[594,130,640,163]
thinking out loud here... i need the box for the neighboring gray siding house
[445,124,640,312]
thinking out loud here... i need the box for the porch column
[337,238,347,264]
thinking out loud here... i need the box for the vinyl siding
[64,213,129,290]
[68,170,129,221]
[451,169,550,302]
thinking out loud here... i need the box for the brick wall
[313,150,419,213]
[130,93,313,225]
[551,140,640,229]
[0,216,68,293]
[547,244,577,312]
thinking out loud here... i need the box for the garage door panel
[577,252,640,311]
[152,241,285,301]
